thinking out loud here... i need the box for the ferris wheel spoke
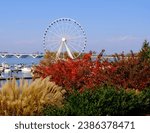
[65,21,72,35]
[64,22,71,36]
[65,23,76,36]
[69,23,82,37]
[46,39,60,45]
[50,34,60,41]
[62,22,68,36]
[65,22,73,37]
[67,43,81,53]
[47,45,60,52]
[60,21,66,37]
[63,22,69,36]
[67,45,81,53]
[69,43,83,52]
[68,26,78,37]
[56,21,64,37]
[69,40,81,48]
[68,36,86,40]
[51,29,63,39]
[68,21,79,36]
[47,41,60,48]
[50,23,63,37]
[54,24,62,36]
[47,39,59,43]
[65,22,74,36]
[56,21,62,37]
[47,30,62,38]
[69,44,83,52]
[47,42,60,47]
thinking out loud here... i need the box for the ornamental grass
[0,77,66,116]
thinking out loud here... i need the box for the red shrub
[108,55,150,90]
[34,53,114,91]
[34,52,150,92]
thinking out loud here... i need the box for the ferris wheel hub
[62,37,66,42]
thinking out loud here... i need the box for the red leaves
[82,52,92,61]
[107,56,150,90]
[34,52,150,92]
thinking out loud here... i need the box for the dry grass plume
[0,77,66,116]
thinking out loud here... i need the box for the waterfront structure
[0,53,43,58]
[43,18,87,60]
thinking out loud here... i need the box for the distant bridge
[0,53,128,59]
[0,53,44,58]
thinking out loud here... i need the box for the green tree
[139,40,150,62]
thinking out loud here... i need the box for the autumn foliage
[34,48,150,92]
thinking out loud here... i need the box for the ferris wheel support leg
[64,42,74,59]
[56,43,63,59]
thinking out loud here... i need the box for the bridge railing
[0,53,44,58]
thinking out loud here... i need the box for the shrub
[108,53,150,90]
[43,86,143,116]
[138,86,150,114]
[0,78,66,116]
[34,53,115,92]
[34,41,150,92]
[34,51,150,92]
[138,40,150,62]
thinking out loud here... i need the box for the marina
[0,62,35,87]
[0,56,42,81]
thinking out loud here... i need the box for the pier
[0,76,32,81]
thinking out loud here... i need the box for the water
[0,56,42,66]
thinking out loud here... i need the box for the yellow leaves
[0,77,66,116]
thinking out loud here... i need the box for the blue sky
[0,0,150,54]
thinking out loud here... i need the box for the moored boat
[4,68,11,73]
[21,67,31,73]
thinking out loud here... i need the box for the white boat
[0,72,4,78]
[14,64,23,71]
[4,68,11,73]
[2,62,9,68]
[1,63,11,73]
[21,67,31,73]
[0,66,3,72]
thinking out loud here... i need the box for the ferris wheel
[43,18,87,60]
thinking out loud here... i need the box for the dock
[0,77,32,81]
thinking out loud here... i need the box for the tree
[139,40,150,62]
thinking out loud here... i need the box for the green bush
[42,86,147,116]
[139,40,150,62]
[138,87,150,115]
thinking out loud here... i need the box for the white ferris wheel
[43,18,87,60]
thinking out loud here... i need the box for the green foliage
[42,86,145,116]
[139,40,150,62]
[138,86,150,114]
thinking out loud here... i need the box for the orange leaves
[34,53,110,91]
[34,52,150,92]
